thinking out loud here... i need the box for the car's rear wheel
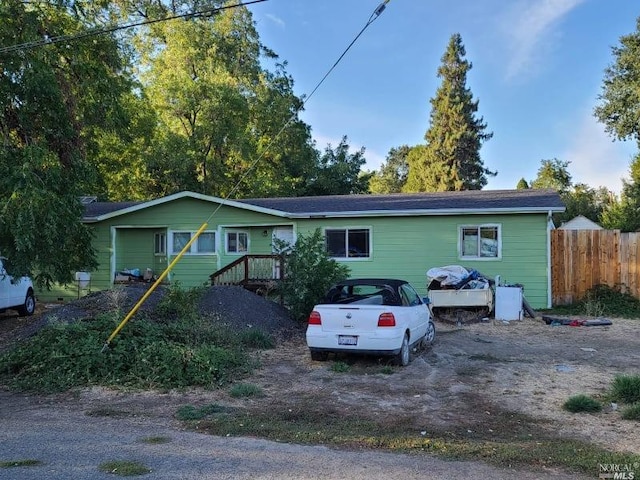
[310,350,328,362]
[18,290,35,317]
[422,321,436,348]
[395,334,410,366]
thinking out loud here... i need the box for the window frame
[458,224,501,260]
[154,232,166,256]
[170,230,216,255]
[225,230,249,255]
[324,227,372,261]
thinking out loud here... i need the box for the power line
[0,0,267,55]
[205,0,392,223]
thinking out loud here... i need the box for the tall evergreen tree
[405,33,494,192]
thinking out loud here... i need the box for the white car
[0,257,36,316]
[306,278,435,366]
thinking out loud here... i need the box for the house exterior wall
[296,212,549,308]
[36,197,551,309]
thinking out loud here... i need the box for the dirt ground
[1,290,639,458]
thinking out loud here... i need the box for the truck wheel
[18,291,36,317]
[395,334,410,366]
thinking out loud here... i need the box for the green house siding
[35,194,553,310]
[296,213,550,308]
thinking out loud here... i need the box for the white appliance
[495,286,523,321]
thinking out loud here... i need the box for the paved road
[0,391,582,480]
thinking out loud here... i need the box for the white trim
[89,191,288,222]
[323,226,372,261]
[458,223,502,261]
[288,206,565,219]
[169,229,217,255]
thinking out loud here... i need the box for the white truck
[0,257,36,316]
[306,278,435,366]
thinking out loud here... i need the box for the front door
[272,226,294,279]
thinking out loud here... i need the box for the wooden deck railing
[209,254,284,288]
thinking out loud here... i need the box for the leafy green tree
[369,146,409,194]
[516,178,529,189]
[0,0,132,283]
[530,159,572,193]
[594,16,640,144]
[405,33,494,192]
[601,155,640,232]
[594,17,640,231]
[276,229,350,322]
[137,6,316,199]
[303,137,371,196]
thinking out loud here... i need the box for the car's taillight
[377,312,396,327]
[308,311,322,325]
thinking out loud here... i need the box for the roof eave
[287,206,566,218]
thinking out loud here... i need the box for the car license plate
[338,335,358,346]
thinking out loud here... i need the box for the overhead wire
[94,0,393,349]
[0,0,268,55]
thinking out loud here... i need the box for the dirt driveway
[1,310,638,478]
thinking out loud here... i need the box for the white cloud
[562,112,635,194]
[502,0,586,80]
[265,13,285,28]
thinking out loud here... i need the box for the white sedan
[306,278,435,366]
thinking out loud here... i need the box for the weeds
[621,403,640,420]
[551,284,640,318]
[0,312,263,393]
[330,361,351,373]
[175,403,229,421]
[0,459,42,468]
[563,394,602,413]
[98,460,151,476]
[611,374,640,404]
[139,436,171,444]
[229,383,264,398]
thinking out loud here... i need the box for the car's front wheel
[18,290,35,317]
[395,333,410,366]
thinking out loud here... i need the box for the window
[325,228,371,259]
[226,231,248,254]
[400,284,422,307]
[460,225,500,259]
[171,231,216,255]
[154,232,166,255]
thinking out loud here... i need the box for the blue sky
[248,0,638,194]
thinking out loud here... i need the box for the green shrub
[621,403,640,421]
[563,394,602,413]
[611,374,640,404]
[276,229,350,322]
[581,284,640,318]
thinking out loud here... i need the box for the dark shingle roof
[237,189,564,216]
[83,201,142,220]
[82,189,564,221]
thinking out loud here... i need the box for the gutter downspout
[546,210,553,309]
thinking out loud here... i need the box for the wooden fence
[551,229,640,305]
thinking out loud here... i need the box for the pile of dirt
[0,284,301,352]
